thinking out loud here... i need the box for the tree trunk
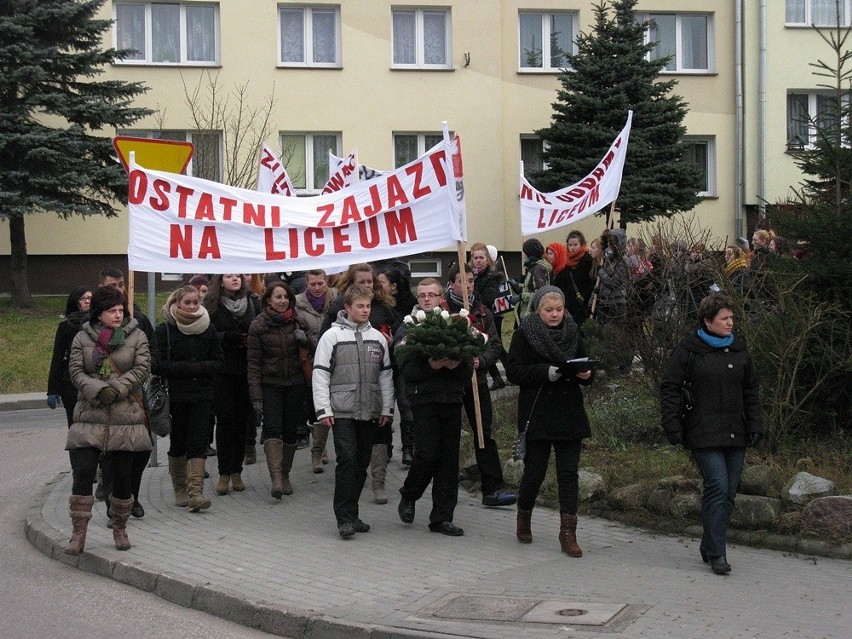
[9,215,33,308]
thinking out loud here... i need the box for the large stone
[731,494,782,529]
[803,496,852,537]
[784,472,834,505]
[646,488,673,516]
[609,482,654,510]
[502,459,525,486]
[669,492,701,519]
[578,469,606,502]
[739,464,779,497]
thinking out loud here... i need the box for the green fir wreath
[395,307,488,366]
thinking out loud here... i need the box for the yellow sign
[113,136,194,174]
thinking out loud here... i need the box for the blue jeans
[692,447,746,559]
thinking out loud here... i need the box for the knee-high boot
[110,496,134,551]
[371,443,389,504]
[280,443,297,495]
[64,495,95,555]
[264,439,285,499]
[187,458,211,512]
[310,423,330,473]
[559,513,582,557]
[517,508,533,544]
[168,455,189,507]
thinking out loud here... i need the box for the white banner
[257,144,296,196]
[520,111,632,235]
[322,150,358,194]
[127,140,464,273]
[329,151,388,183]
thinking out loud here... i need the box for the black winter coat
[472,266,505,313]
[660,331,764,449]
[553,253,594,326]
[153,322,224,402]
[209,296,260,376]
[47,313,87,396]
[506,327,594,441]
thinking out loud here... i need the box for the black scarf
[520,313,579,363]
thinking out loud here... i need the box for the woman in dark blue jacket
[507,286,594,558]
[155,285,223,512]
[661,293,764,575]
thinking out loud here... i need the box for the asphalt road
[0,407,277,639]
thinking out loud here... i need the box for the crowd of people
[48,225,773,573]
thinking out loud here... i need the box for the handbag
[298,345,313,383]
[144,323,171,437]
[512,387,543,462]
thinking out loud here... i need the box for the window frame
[638,12,714,74]
[277,4,342,68]
[520,135,547,175]
[785,0,852,26]
[517,10,577,73]
[391,7,452,70]
[786,91,851,150]
[683,136,716,198]
[113,2,220,66]
[408,258,442,278]
[279,131,342,194]
[392,132,445,168]
[117,129,223,181]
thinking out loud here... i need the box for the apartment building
[1,1,847,292]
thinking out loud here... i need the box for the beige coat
[294,288,336,339]
[65,318,152,452]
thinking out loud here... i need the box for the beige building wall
[2,1,830,265]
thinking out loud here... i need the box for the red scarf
[565,245,588,269]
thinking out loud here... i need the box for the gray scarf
[520,312,579,363]
[220,294,248,318]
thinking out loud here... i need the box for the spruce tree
[0,0,151,307]
[532,0,702,226]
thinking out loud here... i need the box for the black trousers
[462,382,505,495]
[400,403,462,525]
[213,375,252,475]
[261,383,308,446]
[102,448,149,504]
[71,447,132,499]
[331,418,378,526]
[518,439,582,514]
[169,399,213,460]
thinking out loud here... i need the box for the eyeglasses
[417,292,441,300]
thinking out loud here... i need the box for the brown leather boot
[370,443,389,504]
[64,495,95,555]
[516,508,533,544]
[168,455,189,507]
[264,439,285,499]
[559,513,582,557]
[187,458,212,512]
[216,474,230,495]
[110,496,134,551]
[280,443,297,495]
[311,422,330,473]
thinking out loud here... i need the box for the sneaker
[352,519,371,533]
[482,489,518,507]
[296,436,310,450]
[338,522,356,538]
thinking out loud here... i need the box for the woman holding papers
[507,286,594,557]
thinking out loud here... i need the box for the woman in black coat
[155,284,223,512]
[204,274,260,495]
[507,286,594,558]
[661,293,764,575]
[470,241,510,389]
[47,286,92,426]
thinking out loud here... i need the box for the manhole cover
[522,601,627,626]
[558,608,588,617]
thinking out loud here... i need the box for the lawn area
[0,294,165,394]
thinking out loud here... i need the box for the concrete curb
[0,393,45,412]
[25,474,462,639]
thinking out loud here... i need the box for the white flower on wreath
[458,308,470,319]
[440,309,451,324]
[403,315,414,325]
[415,309,426,321]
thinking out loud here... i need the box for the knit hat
[189,274,210,288]
[522,238,545,260]
[90,285,127,321]
[529,285,564,313]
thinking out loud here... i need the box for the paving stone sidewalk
[26,434,852,639]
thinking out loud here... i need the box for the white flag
[257,145,296,196]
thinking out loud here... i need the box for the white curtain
[423,11,447,65]
[681,15,708,70]
[312,9,336,64]
[187,5,215,62]
[152,4,180,63]
[648,14,676,71]
[785,0,806,23]
[115,4,145,60]
[811,0,844,25]
[280,9,305,63]
[393,11,416,64]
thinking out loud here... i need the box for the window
[408,258,442,278]
[520,136,546,175]
[393,133,444,168]
[787,92,849,148]
[118,130,222,181]
[279,5,340,67]
[518,11,576,71]
[280,132,340,192]
[114,2,219,65]
[786,0,851,26]
[392,8,451,68]
[639,13,713,73]
[683,137,716,197]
